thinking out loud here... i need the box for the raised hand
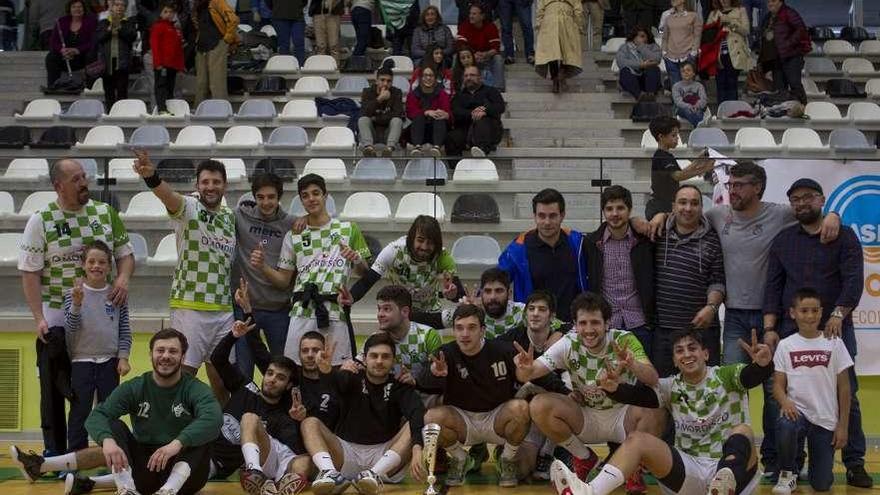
[738,328,772,367]
[249,245,265,270]
[458,283,481,306]
[339,243,363,266]
[337,285,354,307]
[317,339,337,373]
[289,387,307,421]
[71,278,84,307]
[441,273,458,300]
[596,360,624,393]
[513,341,534,370]
[234,277,252,313]
[132,149,156,178]
[232,316,256,338]
[430,351,448,377]
[612,340,634,370]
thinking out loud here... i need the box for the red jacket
[150,19,185,71]
[406,87,452,120]
[760,4,811,59]
[456,21,500,53]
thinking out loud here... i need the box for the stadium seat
[734,127,778,149]
[290,194,337,217]
[717,100,755,120]
[393,75,410,95]
[687,128,732,150]
[383,56,413,74]
[402,158,449,183]
[84,78,104,96]
[4,159,49,179]
[265,126,309,150]
[842,57,876,75]
[290,76,330,96]
[804,101,844,121]
[157,158,195,182]
[108,158,140,181]
[192,99,233,120]
[339,192,392,221]
[859,40,880,55]
[867,78,880,97]
[255,158,297,179]
[641,129,659,148]
[34,126,76,148]
[610,59,620,74]
[261,24,277,37]
[822,40,855,55]
[61,99,105,119]
[213,158,248,181]
[451,235,501,269]
[351,158,397,183]
[395,192,445,221]
[302,158,347,182]
[147,234,178,266]
[105,99,148,120]
[451,194,500,223]
[780,128,827,151]
[0,192,15,216]
[804,57,839,75]
[311,127,355,150]
[146,99,190,120]
[128,232,149,264]
[829,128,875,151]
[75,125,124,150]
[170,125,216,149]
[79,158,98,180]
[128,125,171,148]
[19,191,56,215]
[600,37,626,53]
[123,191,167,218]
[0,126,31,148]
[452,159,499,182]
[279,100,319,121]
[217,125,263,148]
[0,233,20,264]
[15,99,61,120]
[846,101,880,122]
[252,75,289,95]
[264,55,300,73]
[236,99,277,120]
[238,23,252,32]
[301,55,338,73]
[333,76,370,96]
[802,78,825,98]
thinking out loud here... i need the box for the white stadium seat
[311,127,355,150]
[822,40,855,55]
[264,55,300,73]
[5,159,49,179]
[859,40,880,55]
[0,232,20,265]
[301,55,337,73]
[0,191,15,215]
[804,101,844,122]
[212,158,248,181]
[781,128,827,151]
[170,125,217,149]
[15,99,61,120]
[734,127,778,149]
[846,101,880,123]
[842,57,876,75]
[290,76,330,96]
[19,191,56,215]
[279,100,319,121]
[147,234,178,266]
[340,192,392,221]
[217,125,263,148]
[105,99,148,120]
[383,56,414,74]
[601,37,625,53]
[451,235,501,269]
[108,158,140,181]
[866,78,880,97]
[395,192,445,221]
[123,191,167,218]
[302,158,347,182]
[75,125,124,150]
[452,159,499,182]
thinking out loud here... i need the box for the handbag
[746,68,772,94]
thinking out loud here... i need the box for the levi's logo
[790,350,831,368]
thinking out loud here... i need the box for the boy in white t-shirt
[772,288,852,495]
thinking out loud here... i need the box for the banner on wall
[762,159,880,375]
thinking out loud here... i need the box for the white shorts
[449,404,506,446]
[523,422,546,449]
[263,437,298,482]
[576,405,629,445]
[170,308,234,368]
[339,439,406,483]
[658,450,761,495]
[285,317,352,365]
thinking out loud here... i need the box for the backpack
[840,26,873,43]
[808,26,836,42]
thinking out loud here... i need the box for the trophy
[422,423,442,495]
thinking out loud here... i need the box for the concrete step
[507,110,614,119]
[513,158,637,181]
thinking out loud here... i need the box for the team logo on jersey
[90,220,106,235]
[221,413,242,443]
[172,403,191,418]
[104,301,115,320]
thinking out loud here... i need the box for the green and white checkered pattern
[374,237,456,313]
[485,301,525,338]
[278,220,369,320]
[658,364,750,459]
[29,200,129,309]
[169,196,236,311]
[395,322,442,368]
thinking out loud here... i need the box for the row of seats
[642,127,876,151]
[803,57,880,76]
[821,39,880,55]
[259,54,414,75]
[716,100,880,122]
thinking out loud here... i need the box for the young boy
[772,288,852,494]
[671,62,707,128]
[646,115,714,218]
[150,1,185,114]
[63,241,132,453]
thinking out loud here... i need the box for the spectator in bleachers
[456,3,505,91]
[671,61,707,127]
[29,0,66,49]
[270,0,305,63]
[447,65,505,157]
[646,116,714,219]
[615,25,662,100]
[498,0,534,65]
[583,0,608,51]
[308,0,344,64]
[193,0,238,104]
[150,1,184,115]
[411,5,455,65]
[707,0,751,102]
[452,46,495,91]
[407,66,451,157]
[381,0,420,55]
[44,0,97,87]
[620,0,652,36]
[0,0,18,50]
[534,0,583,93]
[95,0,137,108]
[742,0,766,43]
[350,0,374,57]
[410,44,454,93]
[659,0,701,86]
[758,0,810,104]
[358,61,405,156]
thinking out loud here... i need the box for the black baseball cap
[786,178,823,197]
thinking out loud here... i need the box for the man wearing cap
[762,177,871,488]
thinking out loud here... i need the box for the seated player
[294,331,342,430]
[548,328,772,495]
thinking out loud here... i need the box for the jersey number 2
[490,361,507,378]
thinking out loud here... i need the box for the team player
[422,304,530,487]
[514,292,663,493]
[293,331,342,430]
[302,333,426,495]
[253,173,370,365]
[132,150,236,399]
[549,328,772,495]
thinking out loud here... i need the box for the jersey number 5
[490,361,507,378]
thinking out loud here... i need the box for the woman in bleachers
[406,66,451,157]
[758,0,810,103]
[95,0,137,107]
[615,25,662,99]
[411,5,455,65]
[659,0,701,86]
[706,0,751,102]
[410,44,454,94]
[44,0,98,87]
[533,0,584,93]
[452,46,494,92]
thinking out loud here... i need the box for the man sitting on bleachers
[358,61,405,157]
[456,3,505,92]
[447,65,505,157]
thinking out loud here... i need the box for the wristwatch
[831,308,844,319]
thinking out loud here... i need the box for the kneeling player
[549,328,772,495]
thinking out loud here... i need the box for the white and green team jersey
[394,321,443,369]
[278,219,369,320]
[443,299,563,334]
[18,200,132,309]
[169,196,236,312]
[657,364,750,459]
[372,236,457,312]
[538,330,648,411]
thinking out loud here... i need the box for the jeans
[410,115,448,146]
[68,359,119,451]
[619,66,661,99]
[351,6,372,56]
[358,117,403,147]
[772,55,806,104]
[232,306,291,380]
[676,106,704,127]
[479,53,506,91]
[154,68,177,113]
[664,56,694,87]
[273,19,306,65]
[498,0,534,58]
[102,69,130,110]
[776,413,834,491]
[715,52,739,103]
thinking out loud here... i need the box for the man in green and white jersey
[254,174,370,365]
[549,328,772,495]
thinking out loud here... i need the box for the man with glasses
[761,178,871,489]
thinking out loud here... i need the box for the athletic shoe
[504,56,515,65]
[497,456,518,487]
[847,465,874,488]
[153,489,177,495]
[468,444,488,473]
[625,467,646,494]
[114,489,141,495]
[10,445,44,482]
[240,467,278,495]
[362,145,376,157]
[533,453,553,480]
[572,448,599,481]
[707,467,736,495]
[353,469,383,495]
[276,473,308,495]
[429,146,442,158]
[65,473,96,495]
[550,459,593,495]
[380,146,394,157]
[772,470,797,495]
[312,469,349,495]
[445,454,475,486]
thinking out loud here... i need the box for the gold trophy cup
[422,423,442,495]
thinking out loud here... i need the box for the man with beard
[762,178,870,488]
[19,158,135,459]
[12,329,222,495]
[447,65,506,158]
[132,150,236,400]
[293,331,342,430]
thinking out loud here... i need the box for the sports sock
[589,463,625,495]
[371,450,401,477]
[446,442,467,462]
[42,451,78,472]
[242,442,262,470]
[500,443,519,461]
[113,467,136,491]
[312,452,335,472]
[89,473,116,489]
[158,461,191,494]
[558,435,591,459]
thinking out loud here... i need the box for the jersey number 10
[490,361,507,378]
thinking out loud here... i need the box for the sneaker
[312,469,349,495]
[527,55,535,64]
[429,145,442,158]
[572,448,599,481]
[846,465,874,488]
[772,470,797,495]
[353,469,382,495]
[707,467,736,495]
[798,463,808,480]
[158,111,172,116]
[362,145,376,157]
[380,146,394,157]
[445,454,476,486]
[410,146,423,157]
[153,489,177,495]
[497,456,518,487]
[65,473,96,495]
[550,459,594,495]
[533,454,553,480]
[277,473,308,495]
[470,146,485,158]
[505,56,515,65]
[10,445,44,483]
[625,467,646,495]
[115,489,141,495]
[240,467,278,495]
[468,444,489,473]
